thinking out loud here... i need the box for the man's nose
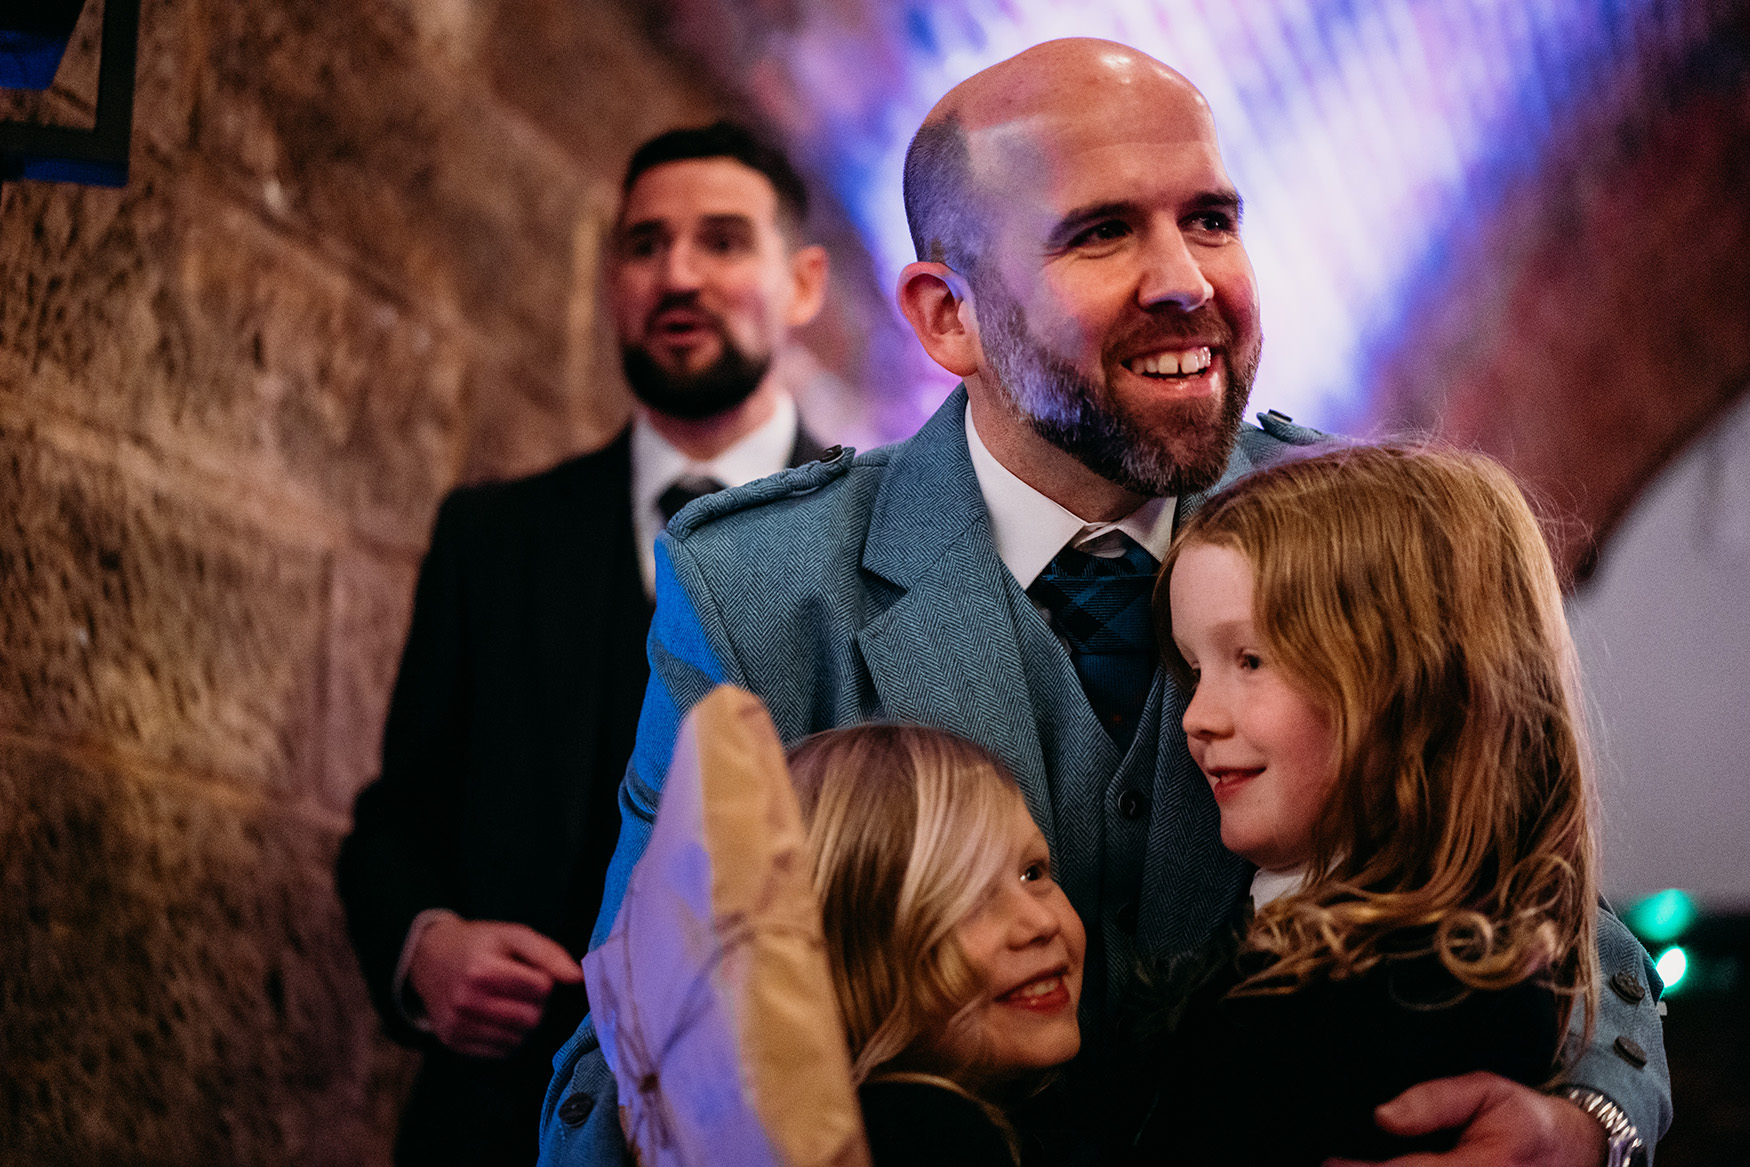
[1137,227,1214,312]
[660,240,705,290]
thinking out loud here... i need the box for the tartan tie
[1028,533,1160,750]
[657,474,727,526]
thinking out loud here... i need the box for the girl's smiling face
[936,793,1085,1081]
[1169,541,1338,871]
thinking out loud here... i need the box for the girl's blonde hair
[1157,444,1598,1035]
[787,724,1024,1085]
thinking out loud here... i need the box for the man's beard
[976,280,1257,498]
[621,318,771,421]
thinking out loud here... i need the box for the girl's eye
[1021,860,1051,884]
[1238,652,1262,671]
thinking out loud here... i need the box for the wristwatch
[1560,1087,1648,1167]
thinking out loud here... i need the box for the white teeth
[1016,976,1060,999]
[1130,347,1211,376]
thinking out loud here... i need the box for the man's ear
[897,261,982,378]
[784,244,830,328]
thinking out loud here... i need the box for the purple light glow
[672,0,1696,440]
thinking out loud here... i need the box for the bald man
[539,40,1668,1167]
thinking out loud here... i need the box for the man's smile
[1124,345,1212,378]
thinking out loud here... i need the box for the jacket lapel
[854,388,1057,846]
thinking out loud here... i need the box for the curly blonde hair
[1157,444,1598,1036]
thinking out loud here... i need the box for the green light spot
[1655,946,1688,992]
[1625,888,1697,944]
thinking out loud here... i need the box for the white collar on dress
[1249,866,1309,910]
[631,392,798,518]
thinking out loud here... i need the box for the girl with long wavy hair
[788,724,1086,1166]
[1129,443,1599,1164]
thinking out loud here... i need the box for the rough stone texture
[0,421,328,795]
[323,546,418,817]
[0,739,411,1167]
[3,164,470,550]
[0,0,812,1162]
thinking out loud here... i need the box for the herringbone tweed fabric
[657,475,726,526]
[595,386,1325,1017]
[544,388,1672,1167]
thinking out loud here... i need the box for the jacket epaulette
[1232,409,1335,468]
[666,444,863,538]
[1255,408,1330,446]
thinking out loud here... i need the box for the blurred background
[1,0,1744,1162]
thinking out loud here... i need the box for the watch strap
[1560,1086,1648,1167]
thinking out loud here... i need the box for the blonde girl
[788,724,1085,1166]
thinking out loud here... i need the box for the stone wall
[0,1,800,1162]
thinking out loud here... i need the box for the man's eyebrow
[616,212,757,238]
[697,212,757,235]
[616,218,666,241]
[1045,189,1246,249]
[1188,189,1245,224]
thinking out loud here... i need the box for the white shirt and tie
[629,393,802,599]
[963,405,1176,587]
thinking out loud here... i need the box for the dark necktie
[657,475,727,527]
[1027,533,1160,750]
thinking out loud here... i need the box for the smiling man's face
[963,65,1263,496]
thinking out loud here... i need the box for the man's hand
[406,916,584,1059]
[1323,1072,1608,1167]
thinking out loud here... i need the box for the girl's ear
[896,261,983,378]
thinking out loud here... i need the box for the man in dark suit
[336,120,830,1166]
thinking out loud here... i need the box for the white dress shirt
[963,403,1176,584]
[630,393,800,598]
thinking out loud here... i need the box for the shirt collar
[631,392,799,520]
[964,403,1176,589]
[1249,866,1308,910]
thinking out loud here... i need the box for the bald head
[903,39,1213,275]
[895,37,1260,517]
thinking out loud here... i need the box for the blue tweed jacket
[538,387,1671,1165]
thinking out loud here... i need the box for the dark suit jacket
[859,1080,1012,1167]
[337,422,823,1166]
[1131,945,1560,1165]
